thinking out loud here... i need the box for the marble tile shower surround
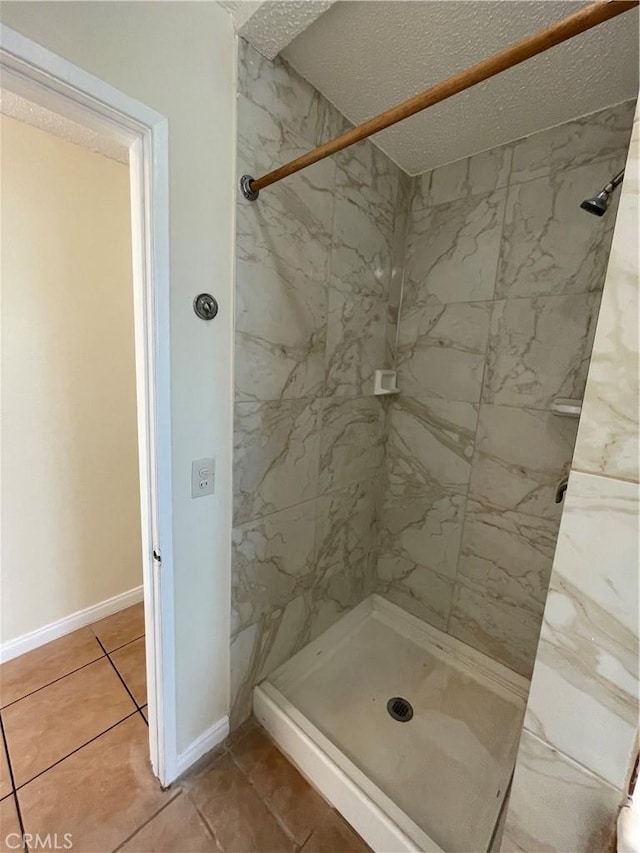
[230,38,636,729]
[379,97,636,679]
[231,40,403,726]
[503,105,639,853]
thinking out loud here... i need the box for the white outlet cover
[191,457,215,498]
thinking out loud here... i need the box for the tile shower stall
[231,39,635,852]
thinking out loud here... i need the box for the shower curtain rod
[240,0,638,200]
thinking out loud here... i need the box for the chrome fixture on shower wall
[580,168,625,216]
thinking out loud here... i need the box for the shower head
[580,169,625,216]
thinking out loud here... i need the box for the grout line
[226,746,302,847]
[101,632,146,655]
[569,467,640,487]
[96,637,146,722]
[0,712,27,849]
[0,652,107,711]
[14,710,141,792]
[110,789,184,853]
[185,791,227,853]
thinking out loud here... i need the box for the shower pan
[254,596,528,853]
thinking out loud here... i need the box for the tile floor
[0,604,369,853]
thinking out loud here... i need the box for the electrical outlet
[191,458,215,498]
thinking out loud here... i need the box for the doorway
[0,28,176,786]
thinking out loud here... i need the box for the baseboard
[0,585,144,663]
[175,716,229,777]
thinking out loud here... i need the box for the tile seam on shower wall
[389,175,412,368]
[521,726,626,796]
[408,105,635,214]
[444,162,511,634]
[569,466,640,487]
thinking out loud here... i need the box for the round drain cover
[387,696,413,722]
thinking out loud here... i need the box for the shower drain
[387,696,414,722]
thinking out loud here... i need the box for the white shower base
[254,595,528,853]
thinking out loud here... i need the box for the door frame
[0,23,178,784]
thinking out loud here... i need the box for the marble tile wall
[378,99,636,678]
[230,40,404,726]
[502,103,639,853]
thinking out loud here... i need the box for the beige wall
[1,115,141,644]
[0,2,236,752]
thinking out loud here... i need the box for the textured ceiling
[282,1,639,175]
[220,0,334,58]
[0,90,129,164]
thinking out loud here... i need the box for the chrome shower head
[580,189,610,216]
[580,169,625,216]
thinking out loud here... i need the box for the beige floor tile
[231,727,331,845]
[0,795,22,853]
[120,793,217,852]
[4,658,135,786]
[0,629,103,708]
[110,638,147,707]
[188,753,295,852]
[301,809,370,853]
[0,741,11,800]
[18,715,171,853]
[91,603,145,652]
[225,715,257,750]
[140,705,148,722]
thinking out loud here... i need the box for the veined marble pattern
[236,94,335,402]
[230,594,311,728]
[307,555,377,643]
[484,293,601,409]
[404,189,507,304]
[315,482,377,584]
[496,156,624,299]
[468,405,577,520]
[510,98,636,183]
[376,564,454,633]
[411,143,512,212]
[324,275,387,398]
[397,298,491,402]
[448,580,542,678]
[386,397,478,499]
[334,141,399,226]
[324,161,398,396]
[238,39,345,149]
[523,472,639,789]
[385,171,411,366]
[504,111,639,850]
[378,491,466,581]
[502,730,621,853]
[233,399,320,526]
[574,124,639,482]
[457,501,559,616]
[230,556,378,726]
[231,499,317,636]
[318,396,384,495]
[235,260,327,402]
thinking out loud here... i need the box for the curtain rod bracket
[240,174,259,201]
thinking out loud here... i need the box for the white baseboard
[175,716,229,777]
[0,585,144,663]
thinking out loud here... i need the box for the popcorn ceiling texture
[0,90,128,164]
[239,1,334,60]
[221,0,333,60]
[282,0,639,174]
